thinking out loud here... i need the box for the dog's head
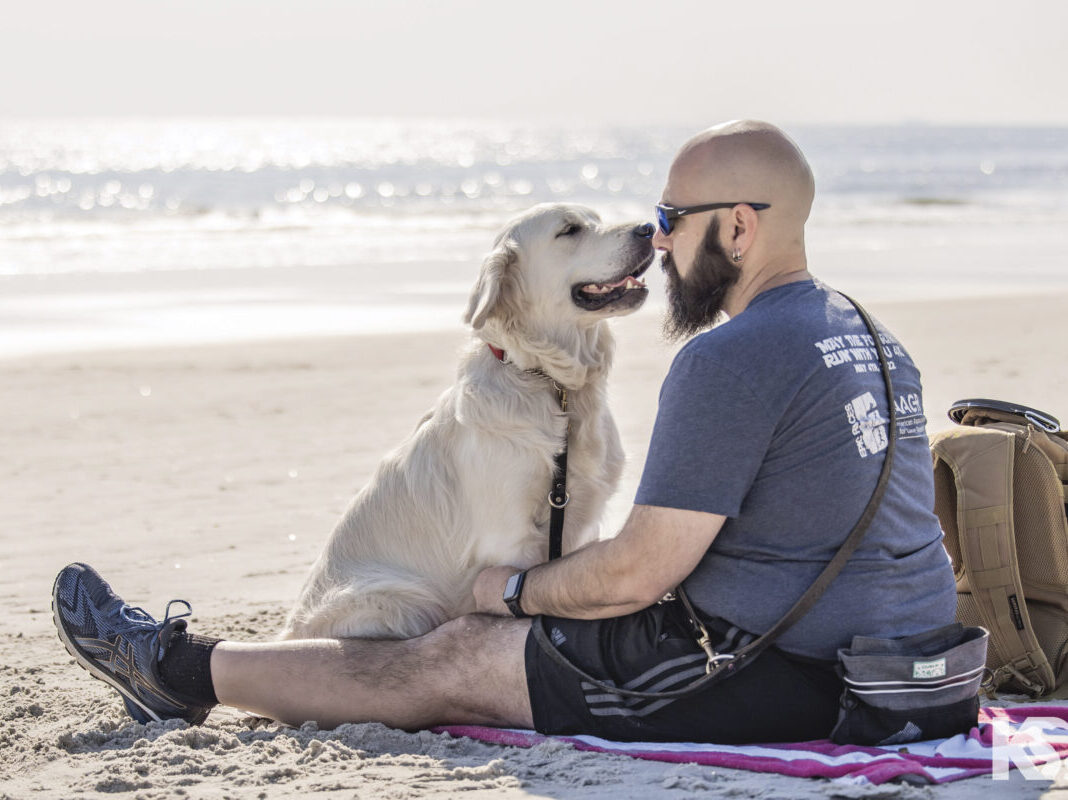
[463,203,655,334]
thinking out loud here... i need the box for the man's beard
[661,217,741,342]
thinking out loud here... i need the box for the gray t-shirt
[634,280,956,660]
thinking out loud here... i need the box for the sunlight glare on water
[0,119,1066,356]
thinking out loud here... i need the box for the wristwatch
[503,570,529,618]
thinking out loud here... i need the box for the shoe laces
[119,605,157,625]
[157,600,194,663]
[119,599,192,627]
[118,599,194,662]
[162,599,194,625]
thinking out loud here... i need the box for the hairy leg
[211,613,534,730]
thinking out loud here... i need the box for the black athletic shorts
[524,600,843,743]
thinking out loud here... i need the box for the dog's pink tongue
[581,275,646,294]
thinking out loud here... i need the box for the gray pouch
[830,623,988,746]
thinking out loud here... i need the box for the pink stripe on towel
[433,706,1068,785]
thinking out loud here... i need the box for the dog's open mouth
[571,255,653,311]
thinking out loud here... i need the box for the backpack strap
[932,427,1056,695]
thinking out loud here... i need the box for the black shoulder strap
[720,294,897,661]
[532,293,898,699]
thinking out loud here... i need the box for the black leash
[533,294,898,700]
[548,382,569,561]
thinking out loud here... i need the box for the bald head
[668,120,814,228]
[655,121,816,317]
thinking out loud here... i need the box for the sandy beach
[3,290,1068,799]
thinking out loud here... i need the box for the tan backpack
[930,399,1068,697]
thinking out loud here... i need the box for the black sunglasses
[655,202,771,235]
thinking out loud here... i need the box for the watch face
[504,572,522,600]
[503,571,527,618]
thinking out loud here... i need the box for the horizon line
[2,114,1067,129]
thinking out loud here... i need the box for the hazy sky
[3,0,1065,125]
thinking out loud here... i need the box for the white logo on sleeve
[844,392,888,458]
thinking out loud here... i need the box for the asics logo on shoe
[75,634,187,712]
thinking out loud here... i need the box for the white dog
[281,203,654,640]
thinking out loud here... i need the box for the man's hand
[471,505,725,621]
[473,565,523,616]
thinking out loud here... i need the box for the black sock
[159,632,221,706]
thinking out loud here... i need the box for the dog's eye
[556,223,581,238]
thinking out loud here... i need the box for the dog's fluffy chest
[451,375,617,569]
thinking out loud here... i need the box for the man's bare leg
[211,614,535,730]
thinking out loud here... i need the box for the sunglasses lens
[656,207,672,235]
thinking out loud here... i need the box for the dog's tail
[279,563,459,641]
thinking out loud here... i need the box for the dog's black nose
[633,222,655,239]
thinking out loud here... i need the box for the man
[53,121,956,744]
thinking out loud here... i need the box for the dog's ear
[463,241,518,330]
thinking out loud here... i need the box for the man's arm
[473,504,726,619]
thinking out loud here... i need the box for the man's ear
[463,242,518,330]
[730,204,759,256]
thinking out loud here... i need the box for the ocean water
[1,119,1066,355]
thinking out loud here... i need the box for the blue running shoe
[52,563,211,725]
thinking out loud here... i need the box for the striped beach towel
[436,705,1068,785]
